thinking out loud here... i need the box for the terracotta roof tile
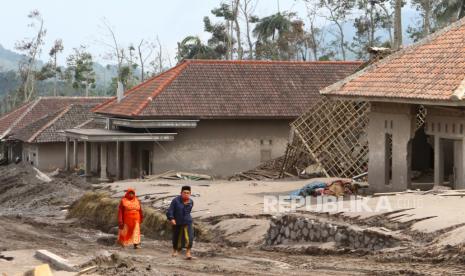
[12,104,105,143]
[94,60,362,119]
[0,97,109,139]
[321,18,465,103]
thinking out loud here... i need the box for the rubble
[145,170,213,181]
[229,156,286,181]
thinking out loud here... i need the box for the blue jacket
[166,195,194,225]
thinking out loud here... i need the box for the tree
[203,16,230,59]
[100,18,126,92]
[350,0,389,59]
[206,3,238,59]
[137,39,153,82]
[393,0,402,50]
[176,36,218,61]
[48,39,64,96]
[408,0,465,42]
[253,12,294,59]
[319,0,355,60]
[240,0,260,59]
[15,10,47,104]
[66,46,96,97]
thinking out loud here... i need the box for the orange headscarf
[124,188,137,200]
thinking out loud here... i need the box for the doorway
[141,150,152,177]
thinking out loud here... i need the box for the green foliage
[66,46,96,95]
[176,36,219,61]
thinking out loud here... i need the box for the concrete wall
[367,103,415,193]
[152,119,291,177]
[36,142,85,172]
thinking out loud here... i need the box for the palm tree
[176,36,217,62]
[253,12,293,42]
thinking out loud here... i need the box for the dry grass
[68,192,210,241]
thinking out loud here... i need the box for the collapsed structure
[320,18,465,192]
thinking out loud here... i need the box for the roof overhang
[93,116,198,129]
[64,129,176,142]
[323,94,465,107]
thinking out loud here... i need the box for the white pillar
[434,135,444,186]
[456,139,465,189]
[116,141,121,180]
[84,141,91,176]
[99,143,109,182]
[65,137,70,171]
[90,142,99,174]
[73,139,78,169]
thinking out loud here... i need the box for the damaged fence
[281,98,370,178]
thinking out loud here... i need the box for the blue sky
[0,0,417,65]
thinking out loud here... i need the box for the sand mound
[0,163,87,217]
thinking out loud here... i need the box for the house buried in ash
[64,59,362,180]
[321,18,465,192]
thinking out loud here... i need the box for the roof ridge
[1,98,41,139]
[38,96,111,99]
[321,16,465,98]
[28,105,71,143]
[184,59,363,65]
[92,64,189,114]
[132,62,190,116]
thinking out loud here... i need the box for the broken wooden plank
[77,265,98,275]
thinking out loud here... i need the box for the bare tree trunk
[138,40,145,82]
[310,24,318,61]
[369,3,375,48]
[335,22,346,61]
[458,0,465,20]
[241,0,255,59]
[424,0,431,36]
[393,0,403,50]
[233,0,243,60]
[53,53,57,96]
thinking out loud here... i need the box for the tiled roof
[321,18,465,103]
[12,104,105,143]
[94,60,362,119]
[0,97,109,140]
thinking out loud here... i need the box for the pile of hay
[68,192,210,241]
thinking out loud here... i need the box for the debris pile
[145,171,212,181]
[229,156,286,181]
[0,163,87,216]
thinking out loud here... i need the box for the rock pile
[265,214,401,251]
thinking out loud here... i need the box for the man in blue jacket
[166,185,194,259]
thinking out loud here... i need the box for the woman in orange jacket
[118,188,143,249]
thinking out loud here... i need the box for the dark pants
[172,224,194,250]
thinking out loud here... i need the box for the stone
[290,231,296,240]
[302,228,309,237]
[297,220,304,229]
[285,227,290,238]
[329,226,337,236]
[309,230,315,240]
